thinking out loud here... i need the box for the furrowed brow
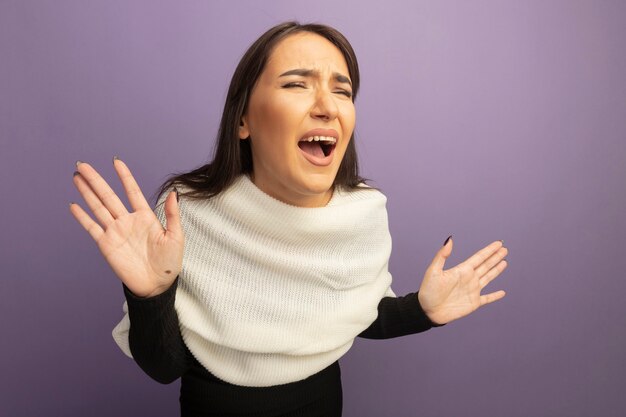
[279,68,315,78]
[334,74,352,87]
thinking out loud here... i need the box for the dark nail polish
[443,235,452,247]
[73,171,80,177]
[174,187,179,202]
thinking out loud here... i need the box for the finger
[481,290,506,305]
[479,259,508,289]
[464,240,504,269]
[475,246,508,278]
[429,236,453,272]
[480,290,506,306]
[163,189,183,238]
[69,202,105,242]
[73,171,115,228]
[75,161,129,219]
[112,157,152,212]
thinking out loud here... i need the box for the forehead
[264,32,349,75]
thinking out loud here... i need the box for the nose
[310,88,338,122]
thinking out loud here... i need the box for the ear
[238,116,250,140]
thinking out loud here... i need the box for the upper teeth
[301,136,337,144]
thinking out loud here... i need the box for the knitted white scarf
[113,174,395,387]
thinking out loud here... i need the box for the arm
[70,159,187,380]
[358,291,444,340]
[123,276,192,383]
[359,236,509,339]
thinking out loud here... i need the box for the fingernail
[443,235,452,247]
[113,156,119,164]
[69,202,75,207]
[174,187,179,202]
[73,171,80,177]
[75,160,83,167]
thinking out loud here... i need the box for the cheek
[341,106,356,136]
[252,95,301,138]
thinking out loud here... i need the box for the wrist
[124,277,178,300]
[416,292,446,327]
[143,284,171,298]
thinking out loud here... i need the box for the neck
[248,174,334,208]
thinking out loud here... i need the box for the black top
[123,277,442,416]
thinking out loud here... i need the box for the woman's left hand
[417,237,508,325]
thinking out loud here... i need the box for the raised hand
[69,158,184,298]
[417,237,508,325]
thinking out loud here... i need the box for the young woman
[70,21,508,417]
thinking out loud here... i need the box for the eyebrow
[278,68,352,87]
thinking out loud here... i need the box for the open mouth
[297,136,337,159]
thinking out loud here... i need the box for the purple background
[2,1,625,416]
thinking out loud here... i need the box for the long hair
[154,21,370,205]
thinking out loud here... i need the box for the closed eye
[282,82,306,89]
[283,82,352,99]
[335,89,353,98]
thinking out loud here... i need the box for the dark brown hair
[153,21,371,205]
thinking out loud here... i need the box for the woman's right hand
[69,158,184,298]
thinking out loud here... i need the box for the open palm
[69,158,184,298]
[418,238,508,325]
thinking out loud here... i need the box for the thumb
[429,235,453,272]
[163,188,183,240]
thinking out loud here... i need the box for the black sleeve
[358,291,445,339]
[123,276,192,384]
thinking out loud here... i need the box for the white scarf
[113,174,395,387]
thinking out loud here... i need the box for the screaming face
[239,32,356,208]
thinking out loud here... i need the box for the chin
[300,173,336,193]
